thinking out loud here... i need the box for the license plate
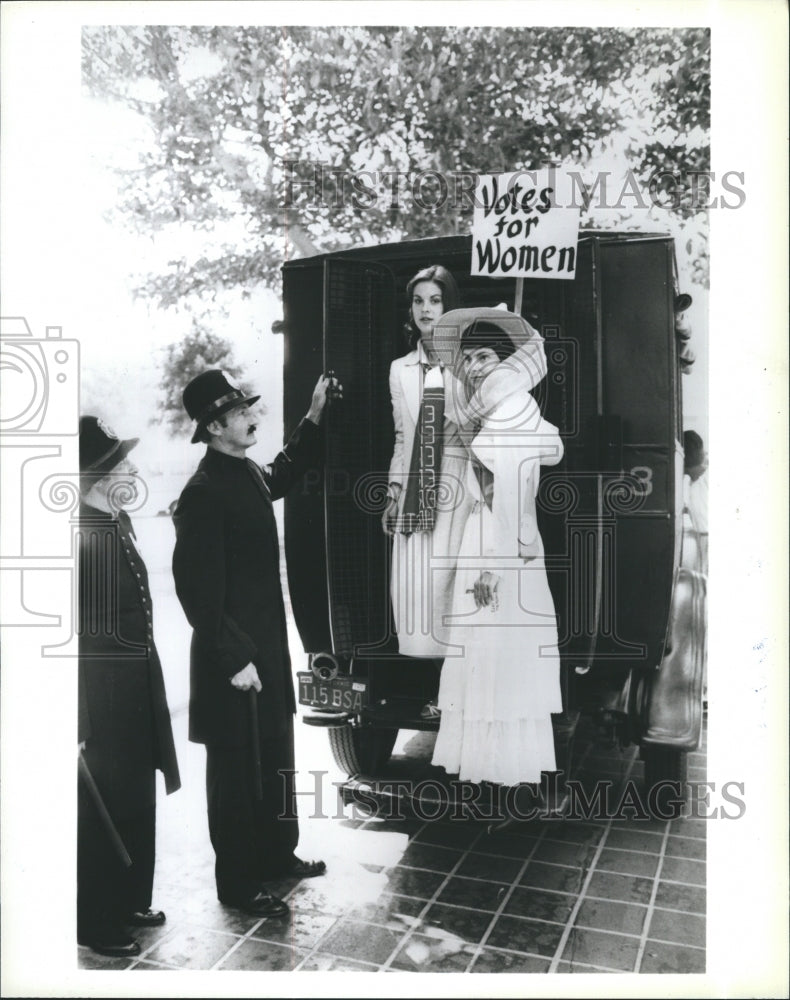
[297,672,367,712]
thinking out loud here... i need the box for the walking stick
[78,751,133,868]
[249,689,264,801]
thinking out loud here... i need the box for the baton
[78,751,133,868]
[249,689,264,801]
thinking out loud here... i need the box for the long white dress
[388,344,472,657]
[431,380,564,785]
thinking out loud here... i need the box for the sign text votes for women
[471,169,581,280]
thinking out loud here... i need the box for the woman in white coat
[383,265,472,666]
[431,311,564,786]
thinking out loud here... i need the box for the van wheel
[641,746,689,819]
[328,726,398,777]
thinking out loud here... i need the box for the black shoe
[128,908,166,927]
[266,857,326,882]
[287,856,327,879]
[79,931,141,958]
[219,890,289,918]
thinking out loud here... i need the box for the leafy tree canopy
[83,25,710,309]
[154,320,257,435]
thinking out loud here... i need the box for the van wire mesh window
[323,259,396,655]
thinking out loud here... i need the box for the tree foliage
[83,25,710,308]
[154,321,253,436]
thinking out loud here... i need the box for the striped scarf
[396,364,445,534]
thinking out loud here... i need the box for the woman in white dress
[383,265,472,670]
[431,311,564,786]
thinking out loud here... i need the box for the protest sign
[471,168,581,280]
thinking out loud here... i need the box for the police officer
[78,416,181,957]
[172,370,338,918]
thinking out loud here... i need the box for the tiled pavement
[79,713,707,975]
[79,518,707,974]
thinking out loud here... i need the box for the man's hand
[306,374,343,424]
[473,570,502,610]
[230,663,262,692]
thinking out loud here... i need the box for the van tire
[642,746,689,819]
[328,726,398,777]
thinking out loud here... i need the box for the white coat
[386,342,471,657]
[432,346,565,785]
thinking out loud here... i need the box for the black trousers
[77,779,156,939]
[205,716,299,901]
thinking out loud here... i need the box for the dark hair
[196,412,228,444]
[460,319,517,362]
[683,430,705,467]
[403,264,460,350]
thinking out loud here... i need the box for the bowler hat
[183,369,260,444]
[79,416,139,475]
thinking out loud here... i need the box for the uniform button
[136,572,141,578]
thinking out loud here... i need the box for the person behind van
[683,430,708,574]
[430,315,564,788]
[382,266,473,707]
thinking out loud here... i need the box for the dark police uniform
[78,504,181,941]
[172,419,321,902]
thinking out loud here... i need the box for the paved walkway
[79,516,706,975]
[79,713,707,974]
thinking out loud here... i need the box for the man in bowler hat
[172,369,338,917]
[78,416,181,957]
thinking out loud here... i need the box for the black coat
[78,505,181,819]
[172,419,321,747]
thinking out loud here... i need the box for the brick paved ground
[79,712,707,974]
[78,515,706,975]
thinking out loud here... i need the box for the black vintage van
[281,231,706,814]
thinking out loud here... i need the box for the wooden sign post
[514,277,524,316]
